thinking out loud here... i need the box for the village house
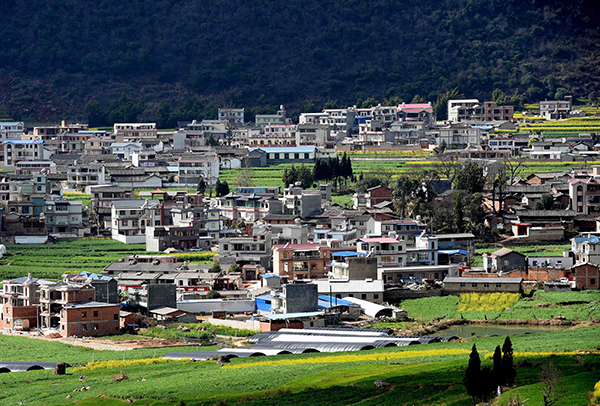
[483,248,527,273]
[357,237,407,268]
[571,263,599,290]
[111,199,162,244]
[443,277,523,294]
[352,185,393,210]
[60,302,120,337]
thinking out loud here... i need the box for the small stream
[431,324,573,338]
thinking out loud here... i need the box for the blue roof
[331,251,366,258]
[255,295,273,301]
[318,295,353,306]
[262,274,281,279]
[438,250,469,256]
[249,146,316,153]
[572,235,600,244]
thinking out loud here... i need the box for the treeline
[282,154,353,189]
[2,0,599,121]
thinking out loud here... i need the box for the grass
[0,238,215,281]
[396,291,600,322]
[137,323,257,340]
[1,326,600,405]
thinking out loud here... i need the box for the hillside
[1,0,599,123]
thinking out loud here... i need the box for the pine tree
[502,336,516,387]
[492,345,503,389]
[464,344,481,404]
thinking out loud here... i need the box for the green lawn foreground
[0,326,599,405]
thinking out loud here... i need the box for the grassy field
[0,238,215,281]
[0,326,599,405]
[395,291,600,322]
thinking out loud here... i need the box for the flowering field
[457,293,520,312]
[72,357,184,372]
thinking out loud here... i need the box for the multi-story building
[488,136,515,153]
[365,218,427,244]
[299,112,329,125]
[177,153,219,187]
[15,160,56,175]
[272,243,332,280]
[110,142,143,160]
[44,199,90,237]
[0,275,53,307]
[67,164,106,188]
[352,185,393,210]
[295,124,330,146]
[111,199,162,244]
[397,102,435,127]
[219,225,273,268]
[218,108,245,124]
[357,237,407,268]
[113,123,157,138]
[84,137,114,155]
[320,108,356,138]
[438,124,481,149]
[255,105,287,129]
[3,140,45,166]
[89,186,133,230]
[282,184,322,218]
[569,172,600,215]
[33,121,88,139]
[540,98,572,120]
[571,234,600,265]
[60,302,120,337]
[249,124,297,147]
[218,192,282,223]
[131,151,160,167]
[447,99,483,122]
[484,101,514,122]
[39,282,95,329]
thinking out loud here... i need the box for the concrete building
[111,199,162,244]
[571,234,600,265]
[60,302,120,337]
[484,101,514,122]
[329,252,377,280]
[438,124,481,149]
[357,237,407,268]
[113,123,157,138]
[482,248,527,273]
[218,108,245,124]
[572,263,599,290]
[271,283,318,314]
[282,183,322,218]
[67,164,106,188]
[352,185,393,210]
[218,192,282,223]
[177,153,220,187]
[39,282,95,329]
[272,244,332,280]
[44,200,90,238]
[3,140,45,166]
[443,277,523,294]
[397,102,435,127]
[447,99,483,122]
[540,98,572,120]
[315,279,385,304]
[255,105,287,129]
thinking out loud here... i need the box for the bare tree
[540,362,563,406]
[235,159,255,187]
[504,155,526,185]
[436,152,461,182]
[507,390,527,406]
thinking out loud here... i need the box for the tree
[533,193,554,210]
[437,152,460,181]
[454,191,465,233]
[197,177,206,195]
[433,88,463,121]
[540,362,563,406]
[206,290,221,299]
[502,336,516,387]
[228,263,241,273]
[453,161,484,193]
[215,179,230,197]
[464,344,482,404]
[393,176,419,218]
[504,155,526,185]
[297,164,314,189]
[211,261,221,273]
[492,345,503,392]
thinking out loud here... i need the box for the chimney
[61,120,66,127]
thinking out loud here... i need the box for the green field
[393,291,600,322]
[0,326,599,405]
[0,238,215,281]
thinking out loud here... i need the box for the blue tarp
[438,250,469,256]
[331,251,366,258]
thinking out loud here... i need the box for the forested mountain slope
[0,0,599,123]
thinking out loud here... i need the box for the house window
[591,278,597,286]
[361,294,367,299]
[93,323,99,331]
[459,282,466,287]
[81,324,87,331]
[373,294,379,299]
[496,283,502,288]
[93,311,98,317]
[471,283,478,287]
[81,311,87,318]
[483,283,490,288]
[122,220,128,226]
[114,314,118,320]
